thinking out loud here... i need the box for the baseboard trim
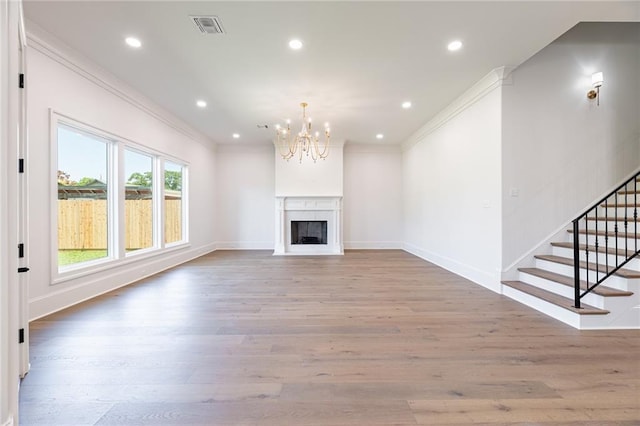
[214,241,275,250]
[344,241,403,250]
[500,222,571,281]
[214,241,403,250]
[403,243,501,293]
[29,243,216,321]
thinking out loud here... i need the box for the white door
[1,0,27,423]
[16,2,29,378]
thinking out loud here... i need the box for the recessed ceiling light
[125,37,142,48]
[402,101,412,109]
[376,134,384,140]
[447,40,463,52]
[289,39,303,50]
[196,100,207,108]
[232,133,240,139]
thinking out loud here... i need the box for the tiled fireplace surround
[273,196,343,255]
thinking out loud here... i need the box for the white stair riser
[611,192,640,202]
[579,292,640,329]
[585,220,639,232]
[600,207,640,217]
[503,284,640,330]
[534,258,633,290]
[551,246,640,270]
[517,271,604,307]
[501,285,580,328]
[574,233,637,248]
[590,201,636,209]
[513,185,640,329]
[590,276,639,292]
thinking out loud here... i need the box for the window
[164,161,184,245]
[53,114,189,279]
[125,149,154,252]
[57,125,111,267]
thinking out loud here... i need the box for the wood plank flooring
[19,250,640,425]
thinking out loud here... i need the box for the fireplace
[274,196,343,255]
[291,221,327,245]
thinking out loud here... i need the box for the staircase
[502,174,640,329]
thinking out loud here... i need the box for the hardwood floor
[19,250,640,425]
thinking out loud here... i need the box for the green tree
[77,176,101,186]
[127,171,152,187]
[126,170,182,190]
[58,170,104,186]
[164,170,182,191]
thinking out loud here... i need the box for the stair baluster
[573,170,640,308]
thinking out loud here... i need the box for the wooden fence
[58,199,182,249]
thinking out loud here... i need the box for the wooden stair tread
[617,190,640,195]
[535,254,640,278]
[585,216,638,222]
[601,203,640,208]
[551,241,637,258]
[568,228,639,238]
[518,267,633,297]
[502,281,609,315]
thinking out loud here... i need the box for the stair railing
[573,170,640,308]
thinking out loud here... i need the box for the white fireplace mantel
[274,196,343,255]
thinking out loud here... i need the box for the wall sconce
[587,71,604,106]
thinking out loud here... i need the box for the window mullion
[155,157,165,250]
[114,142,125,259]
[181,166,188,245]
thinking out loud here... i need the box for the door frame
[1,0,26,424]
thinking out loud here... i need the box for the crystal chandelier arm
[313,130,330,160]
[275,128,295,160]
[275,102,330,163]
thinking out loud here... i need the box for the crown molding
[401,66,514,152]
[25,20,216,150]
[344,142,402,154]
[216,143,274,154]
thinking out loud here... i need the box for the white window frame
[50,111,190,284]
[52,115,117,276]
[162,159,188,248]
[123,146,158,257]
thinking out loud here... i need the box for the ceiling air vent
[190,15,225,35]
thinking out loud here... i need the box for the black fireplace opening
[291,221,328,245]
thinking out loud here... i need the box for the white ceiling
[23,1,639,147]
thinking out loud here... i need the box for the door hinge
[18,328,24,344]
[18,267,29,273]
[18,243,24,258]
[19,73,24,89]
[18,158,24,173]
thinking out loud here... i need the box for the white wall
[343,144,402,249]
[26,27,217,320]
[275,141,344,197]
[215,142,403,251]
[402,80,503,292]
[215,144,275,249]
[502,22,640,270]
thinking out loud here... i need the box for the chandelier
[274,102,330,163]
